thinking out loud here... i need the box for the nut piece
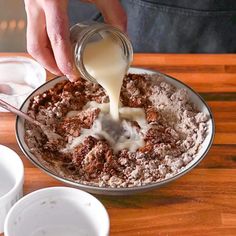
[146,107,159,123]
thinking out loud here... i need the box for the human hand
[24,0,127,82]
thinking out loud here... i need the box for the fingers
[43,0,79,81]
[25,1,62,75]
[94,0,127,32]
[25,0,126,82]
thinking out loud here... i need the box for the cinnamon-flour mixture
[25,74,209,188]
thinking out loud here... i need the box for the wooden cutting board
[0,53,236,236]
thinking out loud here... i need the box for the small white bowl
[4,187,110,236]
[0,145,24,234]
[0,56,46,112]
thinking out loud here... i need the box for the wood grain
[0,53,236,236]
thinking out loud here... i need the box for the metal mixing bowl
[16,67,215,195]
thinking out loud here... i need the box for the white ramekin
[0,56,46,112]
[4,187,110,236]
[0,145,24,233]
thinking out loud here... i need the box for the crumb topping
[24,73,209,188]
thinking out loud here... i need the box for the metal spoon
[0,99,62,141]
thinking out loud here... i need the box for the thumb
[94,0,127,32]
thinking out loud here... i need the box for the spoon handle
[0,99,40,126]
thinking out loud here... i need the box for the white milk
[63,102,150,153]
[83,36,127,120]
[74,35,148,152]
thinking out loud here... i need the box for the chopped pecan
[146,107,159,123]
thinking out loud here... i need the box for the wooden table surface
[1,53,236,235]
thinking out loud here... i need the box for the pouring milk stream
[83,35,127,120]
[67,23,148,153]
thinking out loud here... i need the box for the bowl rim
[0,145,24,202]
[15,67,215,194]
[4,186,110,235]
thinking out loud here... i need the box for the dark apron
[68,0,236,53]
